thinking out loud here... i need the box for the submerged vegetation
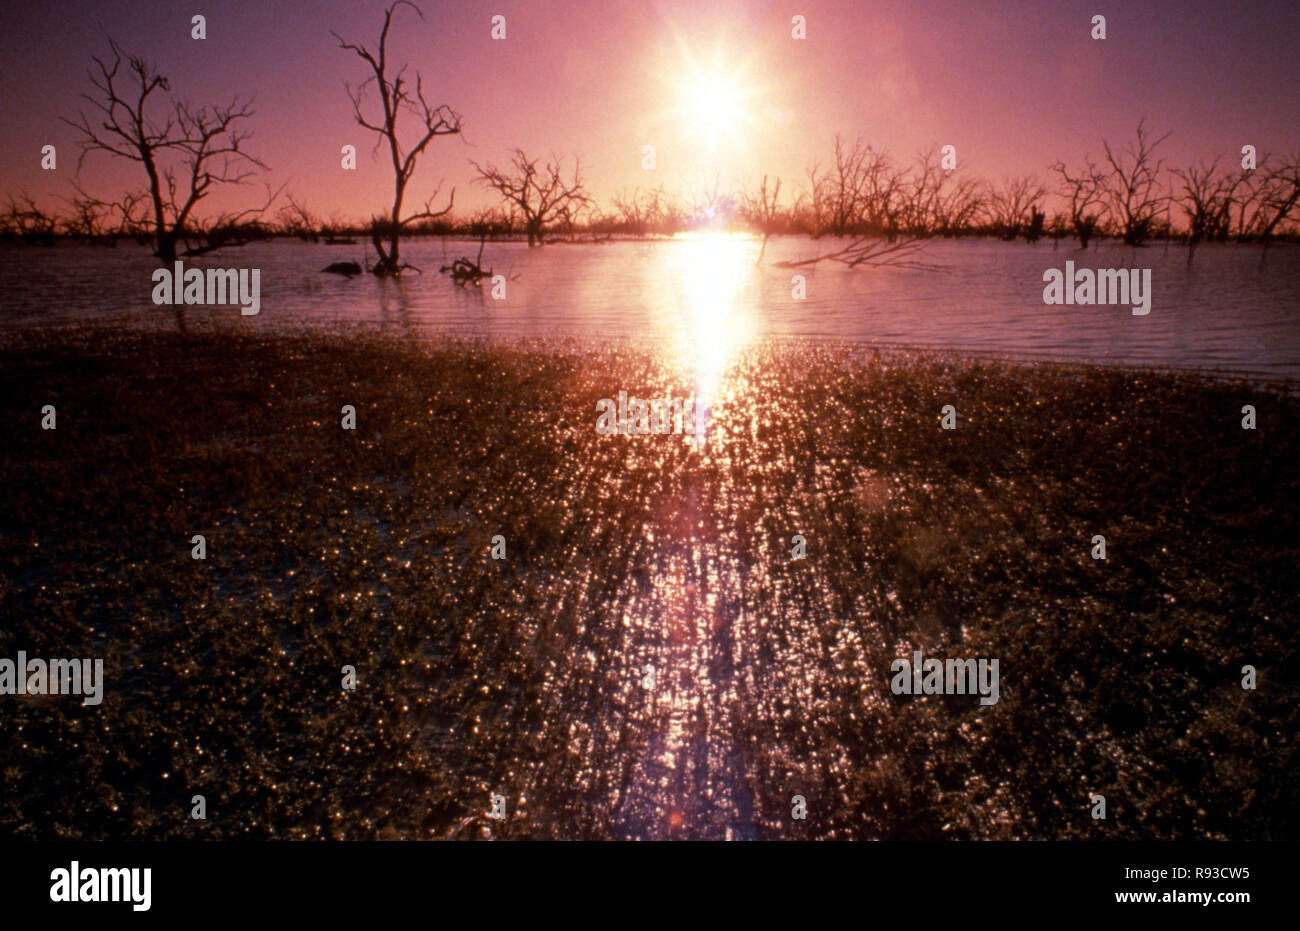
[1,327,1295,839]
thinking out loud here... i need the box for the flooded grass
[0,325,1296,839]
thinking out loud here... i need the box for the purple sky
[1,0,1297,221]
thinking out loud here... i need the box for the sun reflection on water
[604,233,761,837]
[659,233,759,435]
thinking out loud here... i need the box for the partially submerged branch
[775,236,940,270]
[439,234,492,285]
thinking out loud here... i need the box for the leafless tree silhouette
[740,174,783,264]
[899,146,983,236]
[799,136,916,237]
[60,181,112,244]
[1101,119,1171,246]
[610,189,649,236]
[279,194,322,241]
[3,192,57,245]
[63,38,274,260]
[1252,154,1300,245]
[1172,156,1235,263]
[685,169,737,226]
[610,186,688,236]
[472,149,592,246]
[334,1,462,275]
[985,176,1047,241]
[1051,157,1107,249]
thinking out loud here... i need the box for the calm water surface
[3,236,1298,378]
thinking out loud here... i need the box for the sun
[680,71,746,152]
[645,28,783,168]
[656,35,760,156]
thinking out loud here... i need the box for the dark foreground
[0,326,1296,840]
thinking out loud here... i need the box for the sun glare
[681,72,745,151]
[662,233,758,427]
[657,35,762,157]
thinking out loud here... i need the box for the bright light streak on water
[3,237,1297,378]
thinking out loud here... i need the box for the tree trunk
[387,206,401,268]
[144,155,174,260]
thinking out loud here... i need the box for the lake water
[3,236,1298,379]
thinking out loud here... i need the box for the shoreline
[3,321,1296,392]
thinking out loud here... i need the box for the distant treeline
[7,127,1298,251]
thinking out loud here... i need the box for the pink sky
[1,0,1297,221]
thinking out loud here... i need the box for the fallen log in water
[439,256,492,285]
[440,235,493,286]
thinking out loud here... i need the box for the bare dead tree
[611,186,687,235]
[1172,156,1236,263]
[279,194,321,241]
[898,147,983,236]
[1223,153,1300,264]
[465,205,509,239]
[900,147,944,235]
[334,1,462,275]
[552,202,578,242]
[3,192,57,245]
[438,209,501,285]
[584,208,617,242]
[1101,119,1171,246]
[933,174,984,236]
[111,190,150,241]
[471,149,592,246]
[439,239,493,286]
[320,211,350,239]
[985,176,1047,240]
[184,185,280,256]
[1046,212,1070,243]
[60,181,111,243]
[63,38,273,261]
[803,136,901,236]
[1225,155,1271,242]
[647,185,688,234]
[611,188,650,236]
[819,135,868,234]
[740,174,783,264]
[687,170,727,223]
[1050,157,1107,249]
[860,148,907,237]
[1253,153,1300,245]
